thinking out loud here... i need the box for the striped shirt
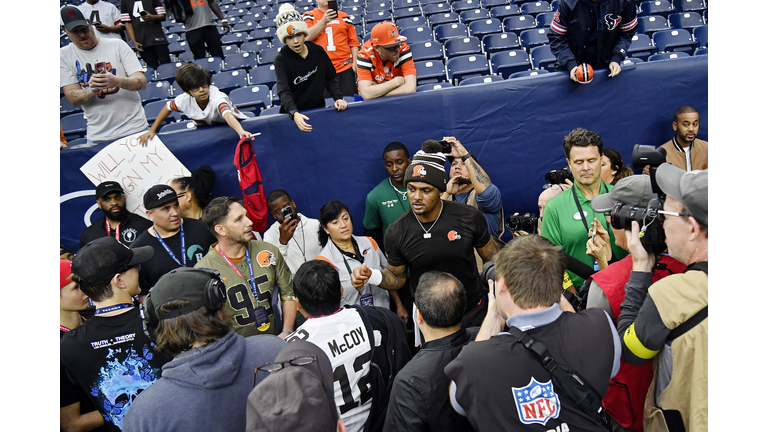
[356,39,416,84]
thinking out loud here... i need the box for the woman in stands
[171,165,216,220]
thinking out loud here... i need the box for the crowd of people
[60,2,708,432]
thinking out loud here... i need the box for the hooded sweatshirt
[123,331,285,432]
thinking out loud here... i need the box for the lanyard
[154,223,186,266]
[106,219,120,242]
[333,240,370,298]
[571,182,607,272]
[215,245,258,298]
[60,317,86,333]
[95,303,134,315]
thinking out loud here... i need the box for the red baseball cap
[371,22,407,46]
[61,259,73,289]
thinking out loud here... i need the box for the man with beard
[197,196,297,338]
[644,105,708,174]
[80,181,152,248]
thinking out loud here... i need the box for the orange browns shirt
[356,39,416,85]
[303,9,361,73]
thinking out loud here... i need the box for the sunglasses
[379,44,401,53]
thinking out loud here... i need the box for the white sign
[79,133,191,219]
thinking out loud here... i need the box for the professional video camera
[545,167,573,185]
[608,145,668,254]
[505,213,538,234]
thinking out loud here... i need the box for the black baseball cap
[147,268,222,320]
[60,5,90,32]
[95,181,124,199]
[144,184,178,210]
[72,237,154,288]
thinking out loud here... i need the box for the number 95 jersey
[303,9,361,74]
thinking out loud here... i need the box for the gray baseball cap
[655,163,708,226]
[592,175,655,213]
[60,5,90,32]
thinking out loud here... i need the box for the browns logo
[447,230,461,241]
[256,250,276,267]
[388,28,396,38]
[287,25,298,35]
[412,165,427,177]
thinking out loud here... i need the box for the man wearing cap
[60,5,148,145]
[62,237,171,431]
[80,181,153,248]
[580,176,687,432]
[78,0,124,40]
[616,166,708,432]
[197,196,297,338]
[352,141,500,328]
[356,21,416,100]
[130,184,217,300]
[122,268,285,432]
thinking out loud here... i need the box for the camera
[280,205,295,222]
[437,140,452,154]
[506,213,538,234]
[545,167,573,185]
[480,261,496,291]
[609,201,666,254]
[632,144,667,197]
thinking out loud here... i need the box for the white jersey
[286,308,374,432]
[263,213,324,276]
[78,1,123,40]
[167,85,247,125]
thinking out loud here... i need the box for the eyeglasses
[253,355,318,386]
[657,210,689,223]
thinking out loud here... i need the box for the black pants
[323,67,358,98]
[186,26,224,59]
[141,44,172,70]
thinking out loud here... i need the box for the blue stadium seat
[258,47,282,65]
[393,0,420,8]
[535,11,555,27]
[508,69,550,79]
[366,1,393,13]
[638,0,674,18]
[250,27,277,41]
[672,0,706,13]
[223,51,259,71]
[459,9,492,24]
[192,56,224,74]
[692,24,707,48]
[61,112,88,140]
[652,29,695,55]
[482,32,521,53]
[409,40,444,61]
[636,15,670,36]
[482,0,510,9]
[452,0,483,13]
[167,41,190,57]
[416,81,453,92]
[232,22,259,32]
[65,137,90,149]
[490,49,530,77]
[627,33,657,61]
[446,54,490,84]
[414,60,447,84]
[158,120,197,134]
[139,81,172,104]
[460,75,504,85]
[422,3,452,17]
[420,0,447,5]
[519,28,550,52]
[668,11,704,30]
[229,85,272,113]
[364,11,392,25]
[240,40,270,53]
[490,4,522,20]
[270,83,280,106]
[177,51,195,63]
[156,61,186,82]
[428,12,460,28]
[250,64,278,88]
[503,14,536,33]
[444,36,483,58]
[60,96,82,117]
[211,69,251,93]
[143,66,156,81]
[400,26,436,44]
[221,45,239,58]
[172,81,183,96]
[694,46,707,55]
[648,51,690,61]
[529,44,557,70]
[394,7,422,20]
[434,22,468,42]
[520,1,551,17]
[621,57,644,66]
[220,31,250,47]
[468,18,504,38]
[397,16,429,30]
[143,100,181,125]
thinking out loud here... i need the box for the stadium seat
[158,120,197,134]
[394,7,422,20]
[422,3,452,18]
[60,96,81,117]
[420,0,447,5]
[232,22,259,32]
[260,106,281,116]
[482,32,522,53]
[156,62,186,82]
[520,1,551,17]
[250,27,276,42]
[530,44,557,70]
[324,96,356,107]
[258,47,282,65]
[647,51,690,61]
[220,32,250,47]
[167,41,189,56]
[702,9,707,23]
[519,28,550,52]
[508,69,550,79]
[143,66,156,81]
[416,81,453,92]
[672,0,706,12]
[444,36,483,58]
[452,0,483,13]
[503,14,536,33]
[668,11,703,30]
[459,9,492,24]
[482,0,511,9]
[139,81,172,104]
[622,57,644,66]
[271,83,280,106]
[428,12,460,28]
[652,29,695,55]
[223,51,259,71]
[627,33,656,61]
[211,69,250,93]
[446,54,490,85]
[143,100,181,125]
[61,112,88,140]
[490,49,531,78]
[414,60,447,85]
[638,0,674,18]
[221,45,239,58]
[490,4,522,20]
[397,16,429,30]
[468,18,504,38]
[364,11,392,25]
[393,0,420,8]
[229,85,272,113]
[192,56,224,74]
[636,15,670,36]
[535,11,555,27]
[434,22,468,42]
[176,51,195,62]
[400,26,436,44]
[240,40,270,53]
[250,64,278,88]
[409,40,444,61]
[366,1,393,13]
[460,75,504,85]
[693,46,707,55]
[692,24,707,48]
[65,137,91,149]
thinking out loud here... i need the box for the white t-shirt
[286,308,375,432]
[263,213,324,275]
[166,85,247,125]
[60,37,148,142]
[78,1,123,40]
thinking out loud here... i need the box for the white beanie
[276,4,309,45]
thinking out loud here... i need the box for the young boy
[139,63,252,146]
[274,3,347,132]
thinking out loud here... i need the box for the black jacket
[274,40,343,114]
[383,327,478,432]
[548,0,637,72]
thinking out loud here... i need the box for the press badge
[253,306,269,327]
[360,293,374,306]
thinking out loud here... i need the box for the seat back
[490,49,531,78]
[446,54,490,84]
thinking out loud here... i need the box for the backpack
[234,136,269,233]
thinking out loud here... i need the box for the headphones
[140,267,227,340]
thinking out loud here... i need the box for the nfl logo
[512,378,561,426]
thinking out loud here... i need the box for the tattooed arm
[476,237,501,263]
[351,262,407,291]
[443,136,492,194]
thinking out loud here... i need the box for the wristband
[280,329,291,334]
[461,151,475,163]
[367,269,383,287]
[289,110,298,120]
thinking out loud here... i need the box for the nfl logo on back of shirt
[512,377,561,426]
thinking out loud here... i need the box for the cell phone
[140,10,148,16]
[438,139,451,154]
[281,205,296,222]
[328,0,338,12]
[95,61,107,74]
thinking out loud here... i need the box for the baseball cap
[147,268,222,319]
[246,341,338,432]
[592,175,655,213]
[61,259,74,289]
[144,184,178,210]
[371,21,407,46]
[95,181,124,199]
[60,5,90,32]
[72,237,154,288]
[655,163,708,226]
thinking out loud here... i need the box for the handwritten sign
[80,133,190,218]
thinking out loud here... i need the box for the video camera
[545,167,573,185]
[608,145,668,254]
[506,213,538,234]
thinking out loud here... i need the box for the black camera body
[506,213,538,234]
[437,140,452,154]
[280,205,296,222]
[610,200,667,254]
[545,167,573,185]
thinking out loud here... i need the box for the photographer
[617,165,708,432]
[264,190,323,276]
[583,176,687,432]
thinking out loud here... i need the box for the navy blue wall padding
[60,55,708,250]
